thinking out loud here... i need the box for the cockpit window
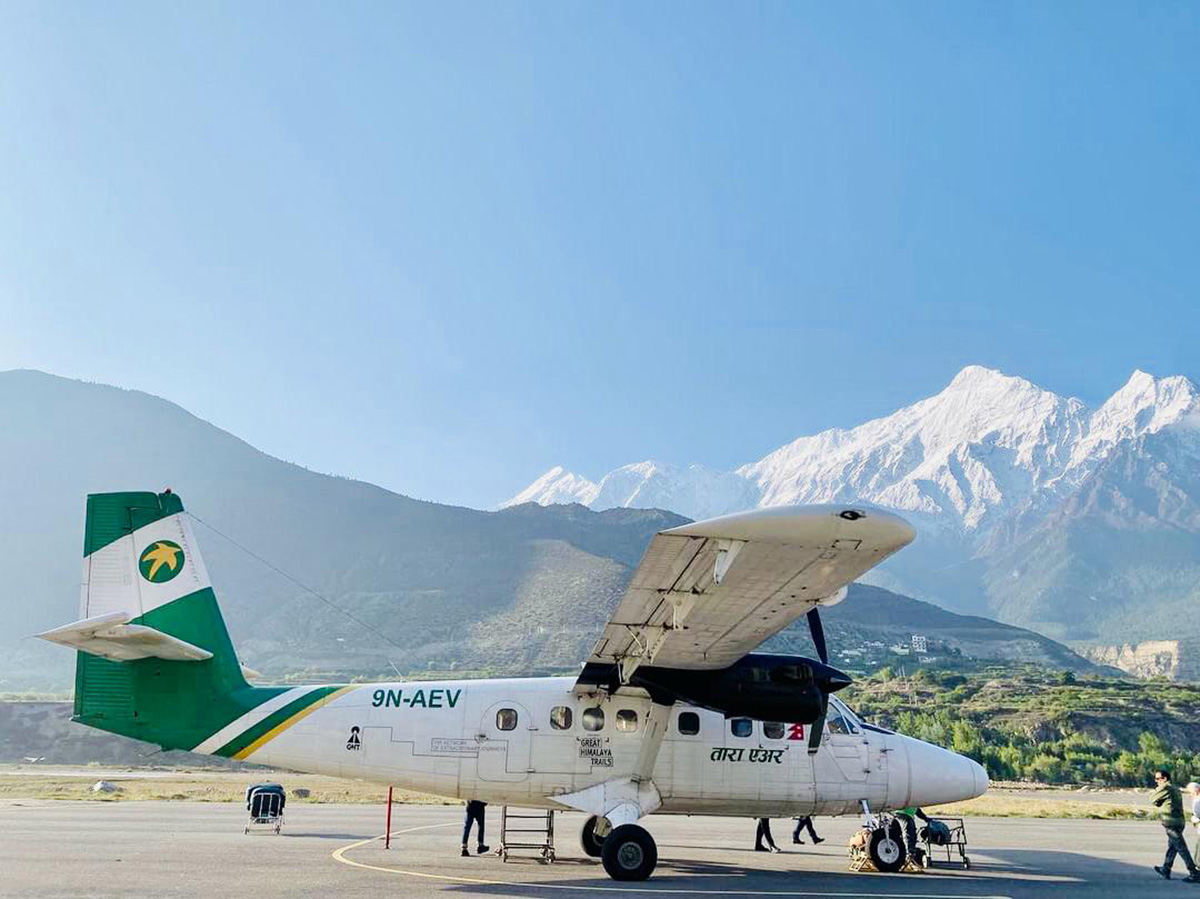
[827,708,851,735]
[827,697,860,734]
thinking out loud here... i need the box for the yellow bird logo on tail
[139,541,185,583]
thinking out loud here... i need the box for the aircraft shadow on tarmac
[978,847,1163,882]
[439,848,1169,897]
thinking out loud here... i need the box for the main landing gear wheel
[601,824,658,881]
[581,815,605,858]
[868,828,905,873]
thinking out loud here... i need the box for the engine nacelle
[628,653,852,723]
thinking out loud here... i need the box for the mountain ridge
[502,365,1200,646]
[0,369,1102,690]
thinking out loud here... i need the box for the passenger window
[582,707,605,732]
[616,709,638,732]
[496,708,518,731]
[827,709,850,735]
[550,706,572,730]
[763,721,785,740]
[677,711,700,735]
[730,717,753,738]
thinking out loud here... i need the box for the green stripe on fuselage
[213,685,343,758]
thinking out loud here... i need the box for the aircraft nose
[904,736,989,806]
[967,756,989,798]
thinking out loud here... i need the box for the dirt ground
[0,765,1159,818]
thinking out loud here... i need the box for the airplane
[39,490,988,881]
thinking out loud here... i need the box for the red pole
[385,785,393,849]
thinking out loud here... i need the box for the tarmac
[3,800,1193,899]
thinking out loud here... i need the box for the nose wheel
[868,826,906,873]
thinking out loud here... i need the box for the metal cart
[244,783,286,835]
[921,816,970,869]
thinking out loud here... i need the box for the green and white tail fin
[38,491,285,752]
[40,491,217,662]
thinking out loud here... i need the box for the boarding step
[497,807,555,863]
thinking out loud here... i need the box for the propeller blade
[807,608,828,665]
[807,701,827,755]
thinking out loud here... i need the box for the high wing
[576,504,915,689]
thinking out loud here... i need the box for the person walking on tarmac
[792,815,824,845]
[461,799,490,857]
[1188,782,1200,862]
[1152,769,1200,882]
[755,817,781,852]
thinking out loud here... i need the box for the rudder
[42,491,284,751]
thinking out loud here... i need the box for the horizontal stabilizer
[36,611,214,662]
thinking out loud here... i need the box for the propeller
[806,608,828,664]
[806,606,851,755]
[807,701,827,755]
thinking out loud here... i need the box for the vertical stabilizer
[44,491,286,752]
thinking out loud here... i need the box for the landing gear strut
[601,823,657,881]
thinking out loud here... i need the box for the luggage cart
[244,783,286,835]
[921,816,970,869]
[497,807,555,863]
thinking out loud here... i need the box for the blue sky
[1,3,1197,509]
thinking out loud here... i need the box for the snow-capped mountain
[501,366,1200,646]
[506,365,1199,532]
[503,462,759,523]
[504,466,600,507]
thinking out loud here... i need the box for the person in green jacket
[1152,769,1200,882]
[895,807,931,863]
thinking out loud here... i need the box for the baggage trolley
[921,816,970,869]
[244,782,286,835]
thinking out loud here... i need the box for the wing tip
[663,503,916,551]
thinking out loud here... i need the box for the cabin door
[826,704,869,782]
[477,700,533,783]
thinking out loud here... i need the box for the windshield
[828,696,861,733]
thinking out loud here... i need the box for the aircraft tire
[601,824,657,881]
[867,827,905,873]
[581,815,605,858]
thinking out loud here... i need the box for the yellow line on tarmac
[331,823,1014,897]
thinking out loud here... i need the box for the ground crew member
[1188,782,1200,861]
[754,817,780,852]
[1152,769,1200,882]
[895,807,931,862]
[461,799,490,857]
[792,815,824,845]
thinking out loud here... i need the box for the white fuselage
[231,676,988,816]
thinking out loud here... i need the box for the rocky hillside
[1082,641,1200,681]
[0,370,682,690]
[793,585,1102,673]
